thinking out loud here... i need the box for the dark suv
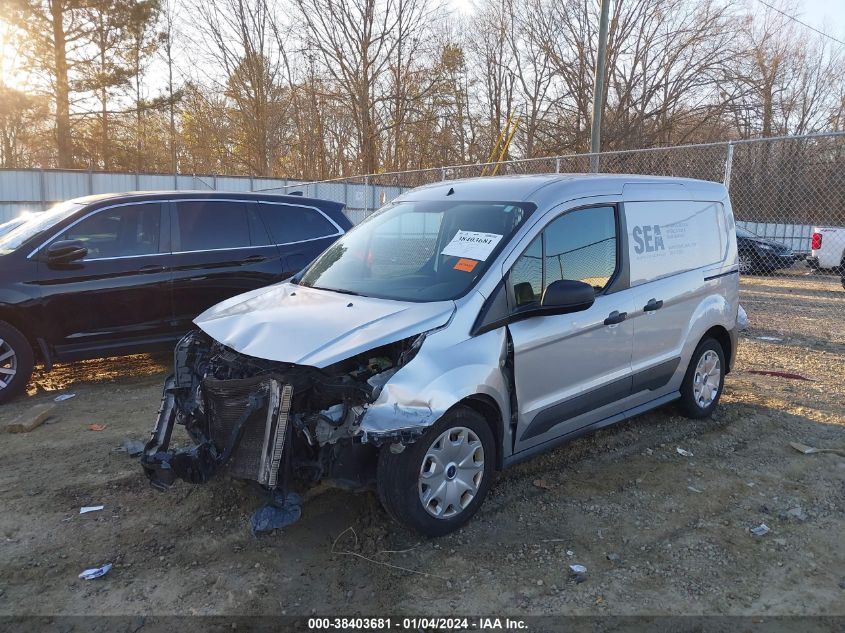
[0,191,352,403]
[736,227,801,275]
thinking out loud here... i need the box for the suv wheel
[377,406,494,537]
[678,338,725,419]
[738,252,757,275]
[0,321,34,404]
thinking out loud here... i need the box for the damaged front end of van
[140,328,432,493]
[139,280,463,516]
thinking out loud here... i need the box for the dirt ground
[0,272,843,619]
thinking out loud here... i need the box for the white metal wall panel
[0,202,45,222]
[91,172,135,194]
[43,170,87,200]
[214,176,249,191]
[0,170,41,202]
[138,174,175,190]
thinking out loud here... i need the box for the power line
[754,0,845,47]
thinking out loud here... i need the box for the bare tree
[469,1,516,159]
[728,2,844,138]
[291,0,437,174]
[195,0,291,175]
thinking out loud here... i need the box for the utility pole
[590,0,611,173]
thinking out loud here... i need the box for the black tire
[377,406,495,537]
[678,337,725,419]
[0,320,35,404]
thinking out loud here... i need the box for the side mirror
[540,279,595,314]
[45,240,88,264]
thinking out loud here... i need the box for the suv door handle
[643,298,664,312]
[139,264,166,273]
[604,310,627,325]
[241,255,267,264]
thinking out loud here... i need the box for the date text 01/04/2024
[307,617,529,630]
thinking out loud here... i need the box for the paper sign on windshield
[441,231,503,261]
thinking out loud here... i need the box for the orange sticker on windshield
[454,258,478,272]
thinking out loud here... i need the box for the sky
[800,0,845,35]
[448,0,845,34]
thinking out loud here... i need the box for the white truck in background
[808,227,845,272]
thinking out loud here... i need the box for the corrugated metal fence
[0,170,407,226]
[2,133,844,260]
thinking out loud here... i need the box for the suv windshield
[299,199,535,301]
[736,227,758,239]
[0,201,84,254]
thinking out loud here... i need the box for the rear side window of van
[626,200,724,285]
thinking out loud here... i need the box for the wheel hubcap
[0,338,18,391]
[693,350,721,408]
[418,426,484,519]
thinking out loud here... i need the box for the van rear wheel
[678,337,725,419]
[0,321,34,404]
[377,406,494,537]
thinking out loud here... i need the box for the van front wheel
[678,337,725,419]
[377,406,495,537]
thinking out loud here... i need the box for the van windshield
[298,199,535,302]
[0,201,84,254]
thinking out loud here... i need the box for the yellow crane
[481,115,520,176]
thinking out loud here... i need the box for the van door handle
[604,310,627,325]
[241,255,267,264]
[643,298,664,312]
[139,264,166,273]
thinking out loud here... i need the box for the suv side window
[509,206,617,309]
[176,201,251,251]
[59,203,162,259]
[258,204,339,244]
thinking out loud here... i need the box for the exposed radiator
[203,376,293,486]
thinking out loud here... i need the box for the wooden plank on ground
[3,403,57,434]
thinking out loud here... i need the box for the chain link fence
[283,133,845,287]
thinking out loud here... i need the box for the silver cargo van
[142,175,740,536]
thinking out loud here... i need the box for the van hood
[193,282,455,368]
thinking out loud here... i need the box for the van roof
[398,173,728,204]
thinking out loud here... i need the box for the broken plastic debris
[533,478,555,490]
[78,563,112,580]
[54,393,76,402]
[676,447,694,457]
[750,523,770,536]
[79,505,104,514]
[756,336,782,342]
[687,486,703,493]
[250,491,302,535]
[789,441,845,456]
[88,424,107,432]
[121,439,145,457]
[569,564,588,583]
